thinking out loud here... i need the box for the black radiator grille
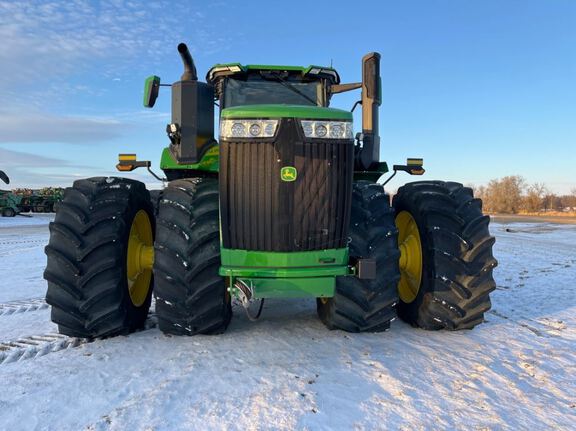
[219,118,354,252]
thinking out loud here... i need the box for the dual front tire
[44,177,155,338]
[44,177,229,338]
[318,180,497,332]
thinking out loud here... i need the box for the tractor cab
[140,45,383,178]
[206,64,340,108]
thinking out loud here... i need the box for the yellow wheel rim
[395,211,423,304]
[126,210,154,307]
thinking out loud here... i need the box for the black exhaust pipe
[177,43,198,81]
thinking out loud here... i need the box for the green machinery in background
[15,188,63,213]
[0,171,63,216]
[0,170,21,217]
[44,43,497,338]
[0,171,17,217]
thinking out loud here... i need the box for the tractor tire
[153,178,232,335]
[317,181,400,332]
[44,177,155,338]
[2,208,16,217]
[393,181,497,330]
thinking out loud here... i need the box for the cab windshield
[223,74,325,108]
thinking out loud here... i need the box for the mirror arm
[381,170,397,187]
[331,82,362,94]
[381,159,425,186]
[147,166,167,182]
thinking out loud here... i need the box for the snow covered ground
[0,215,574,430]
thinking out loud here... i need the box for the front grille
[219,118,354,252]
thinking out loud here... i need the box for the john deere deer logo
[280,166,297,182]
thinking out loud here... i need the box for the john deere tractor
[44,43,497,338]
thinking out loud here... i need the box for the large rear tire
[317,181,400,332]
[44,177,155,338]
[393,181,497,330]
[154,178,232,335]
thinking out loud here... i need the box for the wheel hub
[127,210,154,306]
[395,211,423,303]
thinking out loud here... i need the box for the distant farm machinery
[0,172,63,217]
[0,191,22,217]
[15,188,64,213]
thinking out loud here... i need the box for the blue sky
[1,0,575,193]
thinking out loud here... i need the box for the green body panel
[220,248,350,298]
[220,265,348,278]
[232,277,335,299]
[160,146,219,172]
[220,248,348,269]
[221,104,352,120]
[353,162,389,182]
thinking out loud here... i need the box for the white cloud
[0,0,230,100]
[0,147,70,167]
[0,110,127,143]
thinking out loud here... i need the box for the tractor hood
[221,104,352,121]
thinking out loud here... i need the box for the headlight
[220,119,279,139]
[300,120,353,139]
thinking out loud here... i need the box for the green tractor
[44,43,497,338]
[1,171,22,217]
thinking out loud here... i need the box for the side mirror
[116,154,166,182]
[393,158,425,175]
[116,154,151,172]
[143,75,161,108]
[0,170,9,185]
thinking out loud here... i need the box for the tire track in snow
[0,297,48,316]
[0,315,157,365]
[0,333,86,365]
[0,239,47,257]
[0,239,47,246]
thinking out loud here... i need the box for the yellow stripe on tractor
[119,154,137,161]
[407,158,423,167]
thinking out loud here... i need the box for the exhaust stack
[177,43,198,81]
[170,43,214,164]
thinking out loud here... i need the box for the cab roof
[206,63,340,85]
